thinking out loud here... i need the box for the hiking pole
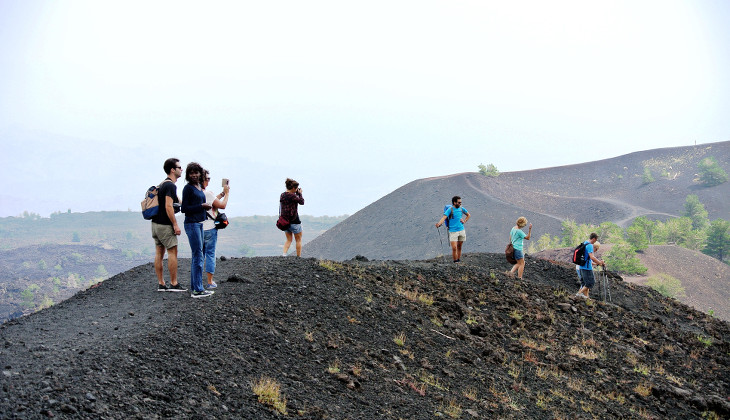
[436,226,447,264]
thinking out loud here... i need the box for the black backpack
[572,242,588,265]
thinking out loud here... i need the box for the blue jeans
[184,222,205,292]
[203,228,217,275]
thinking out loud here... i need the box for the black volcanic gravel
[1,254,729,419]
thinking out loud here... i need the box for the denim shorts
[287,223,303,234]
[513,249,524,260]
[579,269,595,289]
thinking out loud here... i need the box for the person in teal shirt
[508,217,532,279]
[435,196,471,263]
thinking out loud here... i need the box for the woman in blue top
[508,217,532,280]
[181,162,213,298]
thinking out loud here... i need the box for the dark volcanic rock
[0,254,728,419]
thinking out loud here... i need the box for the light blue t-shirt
[510,227,527,251]
[580,241,595,270]
[444,206,469,232]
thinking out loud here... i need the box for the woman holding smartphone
[280,178,305,257]
[202,170,229,289]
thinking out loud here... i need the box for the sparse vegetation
[478,163,500,177]
[251,376,287,415]
[697,156,728,187]
[646,273,686,299]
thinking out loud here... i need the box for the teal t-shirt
[580,241,595,270]
[444,206,469,232]
[510,227,527,251]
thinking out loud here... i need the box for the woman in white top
[202,170,230,289]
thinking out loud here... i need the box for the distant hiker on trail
[202,170,229,289]
[435,196,470,263]
[151,158,186,292]
[575,233,605,299]
[508,217,532,280]
[280,178,305,257]
[181,162,214,298]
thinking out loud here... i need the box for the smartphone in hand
[222,178,229,187]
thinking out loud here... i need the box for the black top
[152,179,178,226]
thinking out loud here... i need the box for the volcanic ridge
[1,254,728,419]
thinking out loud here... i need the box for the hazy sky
[1,1,729,218]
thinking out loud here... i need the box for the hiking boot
[206,282,217,289]
[167,283,186,292]
[157,284,168,292]
[191,290,214,298]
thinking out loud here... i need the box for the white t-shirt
[202,190,217,231]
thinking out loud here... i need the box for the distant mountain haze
[305,141,730,260]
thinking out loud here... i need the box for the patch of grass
[697,335,713,347]
[351,364,362,377]
[418,294,434,305]
[463,387,477,401]
[523,350,538,364]
[327,359,341,374]
[441,399,462,419]
[666,373,683,386]
[520,337,547,351]
[251,376,287,415]
[393,332,406,347]
[365,291,373,304]
[420,372,449,391]
[431,317,443,327]
[565,376,585,392]
[508,362,521,379]
[509,310,523,321]
[569,346,598,360]
[464,313,478,325]
[553,287,568,298]
[444,349,453,359]
[550,388,574,404]
[318,260,341,271]
[536,364,560,380]
[634,381,652,397]
[536,392,553,410]
[633,364,649,376]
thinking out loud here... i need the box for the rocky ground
[534,245,730,322]
[1,254,729,419]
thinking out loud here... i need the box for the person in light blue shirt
[508,216,532,279]
[576,233,605,299]
[435,196,471,263]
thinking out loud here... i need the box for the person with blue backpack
[575,233,605,299]
[435,196,471,263]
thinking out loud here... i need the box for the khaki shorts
[448,229,466,242]
[151,222,178,249]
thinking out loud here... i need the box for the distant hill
[1,254,728,418]
[0,212,346,322]
[0,211,347,257]
[305,141,730,260]
[533,245,730,322]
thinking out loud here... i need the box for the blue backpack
[443,205,454,229]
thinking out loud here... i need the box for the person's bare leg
[517,259,525,279]
[450,241,458,261]
[155,246,166,286]
[294,232,303,257]
[456,241,464,260]
[167,246,179,286]
[283,232,293,255]
[207,272,214,285]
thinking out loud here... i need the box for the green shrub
[697,156,728,187]
[642,166,655,184]
[478,163,500,177]
[605,243,647,275]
